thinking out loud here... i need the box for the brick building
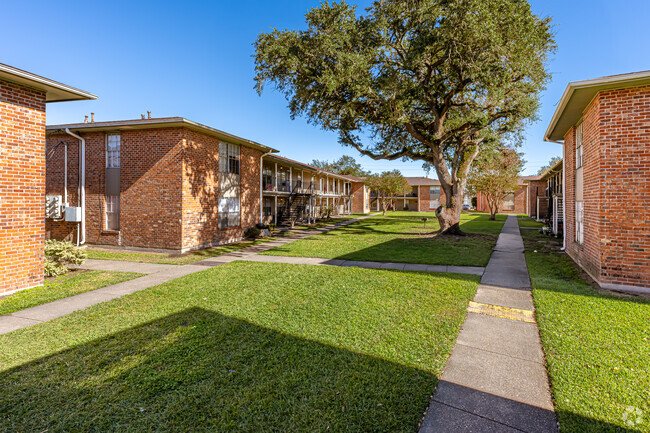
[476,180,528,214]
[46,118,276,252]
[0,63,94,295]
[370,177,466,212]
[46,118,362,251]
[545,71,650,293]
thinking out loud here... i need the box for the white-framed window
[219,142,240,174]
[576,123,583,169]
[105,195,120,230]
[218,197,240,229]
[430,186,440,209]
[106,133,120,168]
[575,201,584,244]
[219,141,241,228]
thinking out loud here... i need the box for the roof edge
[0,63,97,102]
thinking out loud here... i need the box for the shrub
[44,240,86,277]
[244,227,261,239]
[471,196,477,209]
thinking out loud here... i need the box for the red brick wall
[582,87,650,288]
[527,180,547,218]
[181,130,262,251]
[564,95,603,283]
[0,80,46,294]
[476,184,527,214]
[47,128,184,250]
[350,181,368,213]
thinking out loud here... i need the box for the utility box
[65,206,82,222]
[45,195,62,219]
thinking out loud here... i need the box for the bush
[471,196,477,208]
[244,227,261,239]
[44,240,86,277]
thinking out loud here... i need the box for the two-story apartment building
[46,117,360,252]
[1,63,94,295]
[545,71,650,293]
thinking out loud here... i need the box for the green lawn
[261,211,505,266]
[85,237,279,265]
[0,262,479,432]
[517,215,544,228]
[0,270,143,316]
[522,229,650,432]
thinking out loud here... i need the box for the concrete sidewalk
[419,215,557,433]
[0,213,380,335]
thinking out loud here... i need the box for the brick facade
[47,123,265,253]
[0,80,46,294]
[564,87,650,290]
[350,181,369,214]
[526,180,547,219]
[476,184,528,214]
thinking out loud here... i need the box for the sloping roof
[341,174,366,182]
[520,174,543,182]
[47,117,278,153]
[404,176,440,186]
[264,154,352,180]
[0,63,96,102]
[545,70,650,142]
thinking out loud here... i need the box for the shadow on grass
[0,308,434,432]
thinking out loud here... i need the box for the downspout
[547,138,566,251]
[64,141,68,205]
[64,128,86,245]
[260,152,271,223]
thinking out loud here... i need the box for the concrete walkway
[0,213,380,335]
[419,215,557,433]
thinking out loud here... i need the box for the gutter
[64,128,86,245]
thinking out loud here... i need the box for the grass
[522,228,650,432]
[517,215,544,228]
[85,237,279,265]
[0,270,143,316]
[0,262,479,432]
[261,211,506,267]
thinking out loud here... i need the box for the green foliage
[537,156,562,175]
[44,240,86,277]
[255,0,555,227]
[244,227,261,239]
[311,155,369,177]
[364,170,410,214]
[471,196,477,208]
[467,144,525,218]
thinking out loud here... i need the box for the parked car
[462,204,471,211]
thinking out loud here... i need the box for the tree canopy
[537,156,562,175]
[255,0,555,234]
[467,145,525,220]
[364,170,409,215]
[311,155,369,177]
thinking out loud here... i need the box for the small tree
[467,145,525,220]
[311,155,369,177]
[537,156,562,175]
[364,170,409,215]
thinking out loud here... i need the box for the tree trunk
[436,202,465,235]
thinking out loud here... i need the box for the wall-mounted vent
[46,195,62,219]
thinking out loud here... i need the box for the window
[503,193,515,211]
[575,201,584,244]
[262,165,274,191]
[105,195,120,230]
[430,186,440,209]
[576,123,583,169]
[219,141,241,228]
[106,133,120,168]
[263,197,273,218]
[219,142,240,174]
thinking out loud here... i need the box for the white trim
[0,62,96,102]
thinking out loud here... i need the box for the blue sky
[3,0,649,176]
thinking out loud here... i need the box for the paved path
[0,213,378,335]
[419,215,557,433]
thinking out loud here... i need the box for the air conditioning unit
[65,207,82,222]
[45,195,62,219]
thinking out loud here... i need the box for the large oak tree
[255,0,555,233]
